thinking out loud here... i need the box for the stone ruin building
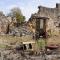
[0,12,17,35]
[28,3,60,39]
[0,12,32,36]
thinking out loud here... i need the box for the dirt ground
[0,35,60,60]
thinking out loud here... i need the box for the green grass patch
[0,44,6,48]
[36,38,46,49]
[0,44,12,49]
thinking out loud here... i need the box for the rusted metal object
[45,44,59,50]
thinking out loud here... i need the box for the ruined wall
[28,17,36,33]
[38,4,59,36]
[28,3,60,36]
[0,15,9,34]
[0,13,17,35]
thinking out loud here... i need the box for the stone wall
[28,3,60,37]
[0,12,17,35]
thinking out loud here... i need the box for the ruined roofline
[28,3,60,22]
[28,14,49,23]
[38,6,56,15]
[30,14,49,19]
[38,3,60,10]
[38,6,55,10]
[37,3,60,15]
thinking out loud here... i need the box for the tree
[8,7,25,25]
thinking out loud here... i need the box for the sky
[0,0,60,21]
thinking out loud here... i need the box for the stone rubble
[9,26,33,36]
[0,49,59,60]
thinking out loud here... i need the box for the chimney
[56,3,60,9]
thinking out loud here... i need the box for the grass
[0,35,34,49]
[36,38,46,49]
[0,44,7,48]
[0,35,60,49]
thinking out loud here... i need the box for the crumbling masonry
[28,3,60,39]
